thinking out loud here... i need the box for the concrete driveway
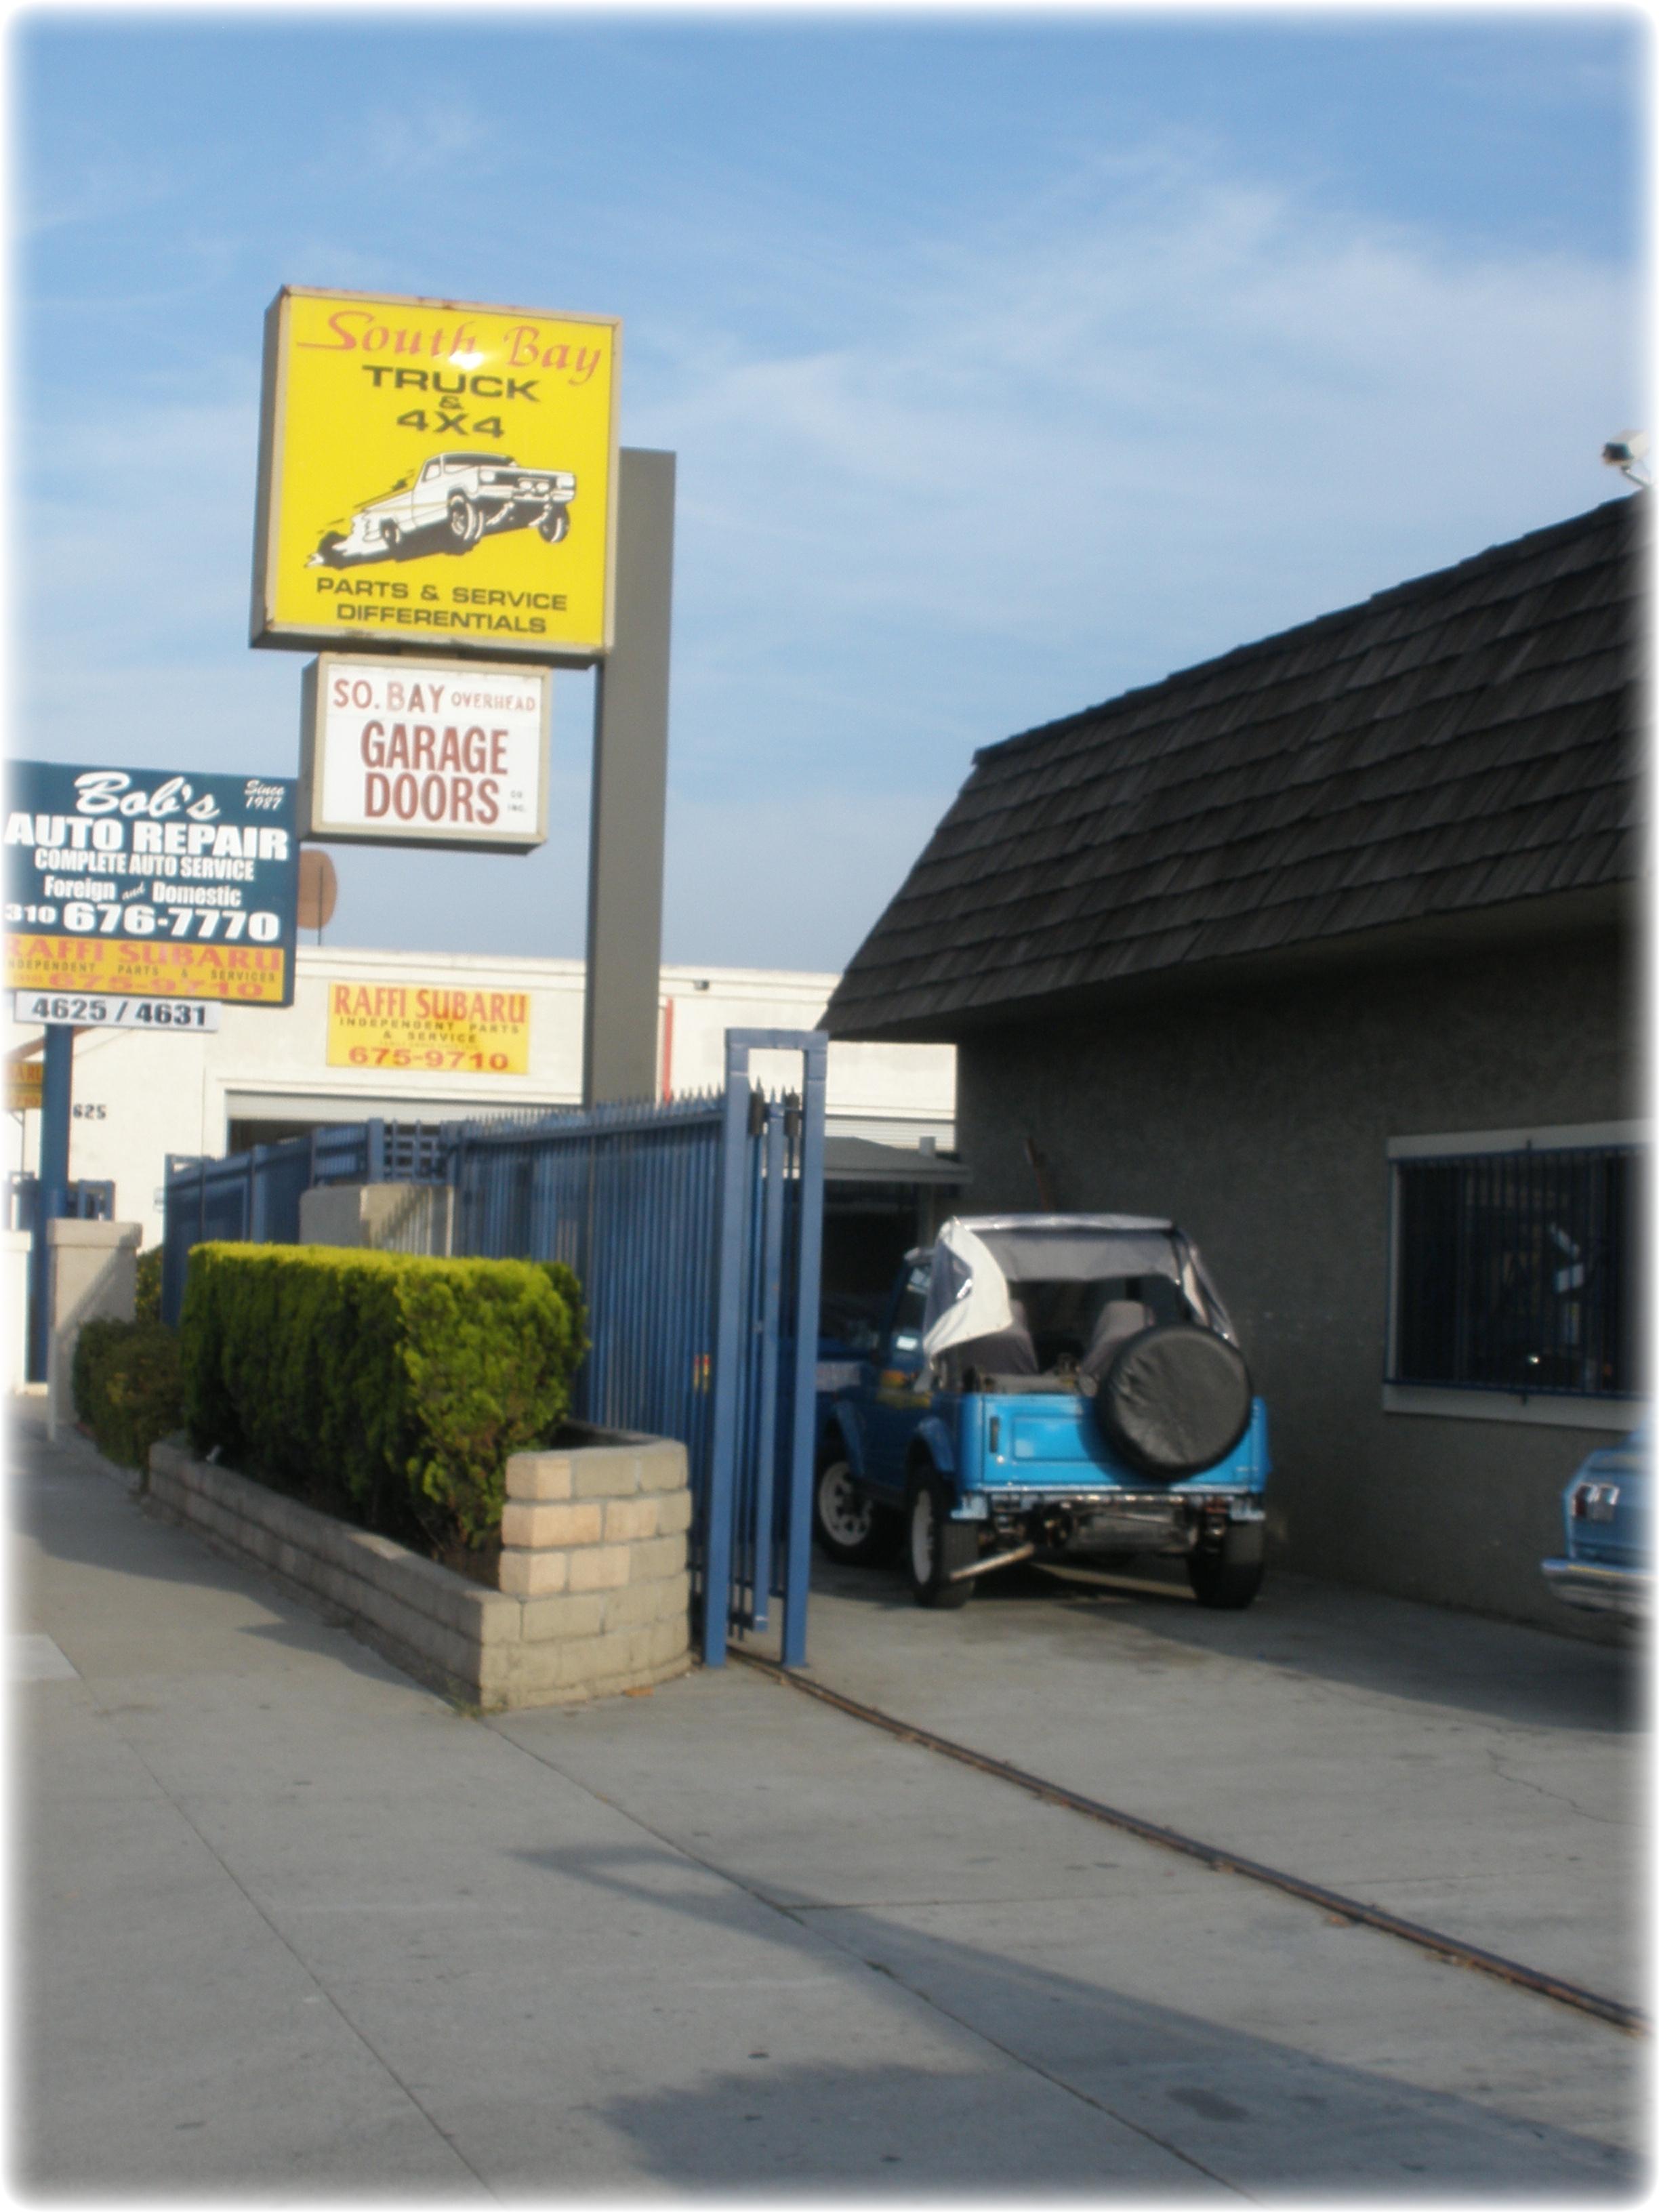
[14,1413,1647,2196]
[769,1547,1643,2005]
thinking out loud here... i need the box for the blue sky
[12,7,1647,972]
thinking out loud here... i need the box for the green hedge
[134,1245,163,1325]
[180,1244,587,1552]
[73,1318,184,1471]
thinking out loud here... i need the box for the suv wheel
[813,1458,893,1565]
[1187,1525,1265,1610]
[905,1470,977,1610]
[447,494,483,546]
[538,507,571,544]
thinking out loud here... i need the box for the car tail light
[1573,1482,1620,1521]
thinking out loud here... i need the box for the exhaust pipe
[947,1542,1038,1585]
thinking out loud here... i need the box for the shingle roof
[825,497,1643,1040]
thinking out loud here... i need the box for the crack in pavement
[1485,1746,1625,1828]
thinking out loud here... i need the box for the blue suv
[814,1214,1270,1611]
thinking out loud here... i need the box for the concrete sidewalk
[12,1414,1647,2197]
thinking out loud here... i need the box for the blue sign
[4,761,300,1007]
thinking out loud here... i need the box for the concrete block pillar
[497,1437,693,1699]
[47,1219,143,1444]
[2,1229,33,1397]
[299,1183,453,1255]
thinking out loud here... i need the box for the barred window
[1389,1143,1643,1401]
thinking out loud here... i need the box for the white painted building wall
[5,945,955,1251]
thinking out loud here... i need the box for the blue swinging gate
[447,1030,826,1666]
[165,1030,828,1667]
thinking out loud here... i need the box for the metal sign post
[28,1025,73,1380]
[583,447,674,1107]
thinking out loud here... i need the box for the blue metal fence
[7,1174,115,1234]
[447,1030,827,1664]
[450,1090,724,1463]
[157,1032,827,1664]
[161,1119,447,1324]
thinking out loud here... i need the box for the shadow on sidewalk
[9,1414,421,1694]
[513,1836,1642,2196]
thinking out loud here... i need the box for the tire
[538,507,571,544]
[1093,1325,1253,1481]
[379,520,401,552]
[1187,1525,1265,1610]
[813,1458,893,1566]
[447,494,483,547]
[315,531,346,567]
[905,1469,977,1609]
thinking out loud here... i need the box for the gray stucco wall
[955,926,1639,1638]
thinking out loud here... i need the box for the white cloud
[13,138,1639,970]
[14,390,262,661]
[644,157,1632,672]
[604,146,1637,904]
[16,155,173,238]
[358,102,495,181]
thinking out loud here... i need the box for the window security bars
[1390,1145,1642,1400]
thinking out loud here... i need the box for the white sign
[14,990,220,1031]
[300,653,550,853]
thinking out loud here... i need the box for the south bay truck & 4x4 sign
[4,762,300,1007]
[251,286,620,665]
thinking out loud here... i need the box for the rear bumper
[1541,1557,1648,1619]
[971,1488,1263,1513]
[962,1490,1263,1556]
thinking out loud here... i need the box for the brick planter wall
[496,1435,693,1698]
[146,1427,693,1711]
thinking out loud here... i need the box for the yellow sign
[6,935,287,1004]
[327,981,531,1075]
[7,1059,41,1113]
[253,287,620,663]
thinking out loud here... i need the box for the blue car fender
[914,1413,958,1484]
[825,1399,867,1480]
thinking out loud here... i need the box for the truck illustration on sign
[310,451,577,567]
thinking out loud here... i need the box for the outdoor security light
[1601,432,1650,486]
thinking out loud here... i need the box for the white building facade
[7,947,956,1251]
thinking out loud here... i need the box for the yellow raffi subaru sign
[326,980,531,1075]
[252,287,620,663]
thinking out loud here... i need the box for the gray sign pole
[582,446,675,1107]
[28,1025,73,1381]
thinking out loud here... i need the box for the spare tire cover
[1093,1324,1252,1480]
